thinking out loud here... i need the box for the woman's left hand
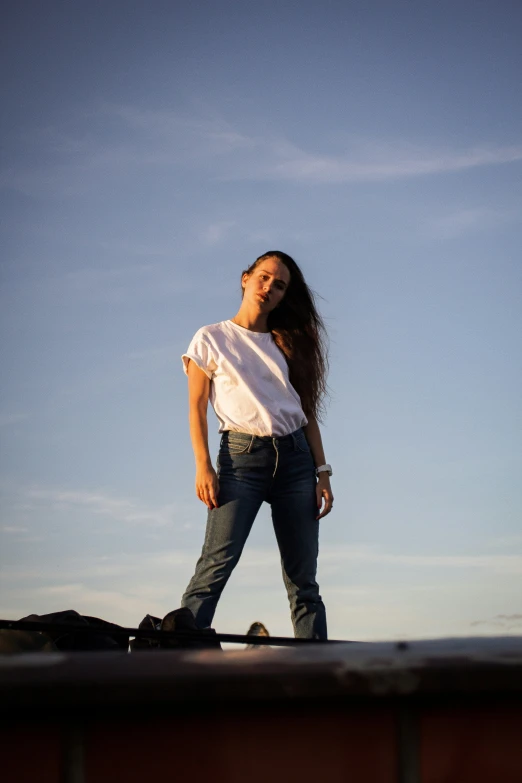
[316,474,334,519]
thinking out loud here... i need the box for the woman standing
[181,251,333,639]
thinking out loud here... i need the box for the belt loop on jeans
[271,438,279,477]
[247,434,255,453]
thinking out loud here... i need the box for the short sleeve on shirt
[182,328,218,379]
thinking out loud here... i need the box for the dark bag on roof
[0,610,129,654]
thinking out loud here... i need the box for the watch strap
[316,464,332,476]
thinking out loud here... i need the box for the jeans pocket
[227,444,249,455]
[221,436,251,455]
[295,434,311,453]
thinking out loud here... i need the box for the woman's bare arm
[187,359,219,510]
[303,415,334,520]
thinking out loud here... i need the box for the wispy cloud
[471,614,522,631]
[2,525,29,534]
[3,103,522,197]
[0,413,30,428]
[61,263,152,291]
[321,545,522,574]
[108,106,522,183]
[424,206,517,239]
[1,582,160,624]
[27,486,179,527]
[103,105,522,182]
[98,239,176,258]
[0,548,198,585]
[49,259,193,304]
[201,220,237,246]
[252,143,522,184]
[488,534,522,550]
[2,542,522,637]
[51,342,175,403]
[105,104,255,157]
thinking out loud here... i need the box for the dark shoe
[160,608,221,650]
[131,608,221,651]
[129,614,162,651]
[245,621,270,650]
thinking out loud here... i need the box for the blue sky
[1,0,521,641]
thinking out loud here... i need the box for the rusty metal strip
[62,725,85,783]
[397,706,420,783]
[0,618,348,646]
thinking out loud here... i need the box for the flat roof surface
[2,636,522,712]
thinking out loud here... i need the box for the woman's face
[242,257,291,312]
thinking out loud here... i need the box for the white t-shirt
[182,320,307,437]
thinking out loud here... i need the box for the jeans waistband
[221,427,304,444]
[221,428,306,478]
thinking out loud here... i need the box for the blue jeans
[181,428,327,639]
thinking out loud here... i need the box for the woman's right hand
[195,462,220,510]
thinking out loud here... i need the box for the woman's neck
[231,304,270,333]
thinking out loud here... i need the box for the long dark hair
[242,251,329,421]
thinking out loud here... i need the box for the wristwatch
[316,464,332,477]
